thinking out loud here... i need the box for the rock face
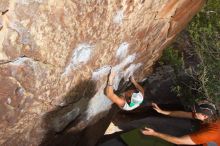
[0,0,205,146]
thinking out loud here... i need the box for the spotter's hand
[141,127,156,136]
[152,103,163,114]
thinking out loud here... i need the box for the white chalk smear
[17,87,25,96]
[9,21,34,47]
[86,85,112,120]
[113,53,136,72]
[72,44,92,64]
[7,98,12,104]
[92,65,112,80]
[113,10,124,25]
[10,57,28,66]
[116,42,129,60]
[9,57,39,78]
[124,63,143,81]
[63,43,93,75]
[17,0,43,5]
[112,53,136,89]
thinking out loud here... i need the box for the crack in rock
[0,55,55,67]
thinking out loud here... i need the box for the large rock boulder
[0,0,205,146]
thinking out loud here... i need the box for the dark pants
[118,116,199,137]
[98,137,127,146]
[98,116,200,146]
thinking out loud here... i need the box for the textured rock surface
[0,0,205,146]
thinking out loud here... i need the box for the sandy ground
[104,122,122,135]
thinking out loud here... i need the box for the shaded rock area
[0,0,205,146]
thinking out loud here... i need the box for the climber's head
[129,91,144,107]
[121,90,143,110]
[193,99,219,123]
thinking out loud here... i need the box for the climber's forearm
[160,110,193,119]
[106,78,115,99]
[106,85,125,107]
[151,132,195,145]
[132,81,144,95]
[106,76,114,97]
[106,85,114,97]
[105,71,125,107]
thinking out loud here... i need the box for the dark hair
[194,99,219,123]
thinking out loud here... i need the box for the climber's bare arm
[106,71,125,107]
[130,76,144,96]
[106,84,125,107]
[152,103,193,119]
[142,127,195,145]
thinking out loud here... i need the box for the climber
[105,70,144,111]
[141,100,220,145]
